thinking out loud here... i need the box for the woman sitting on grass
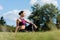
[15,11,37,32]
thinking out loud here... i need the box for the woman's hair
[19,11,24,15]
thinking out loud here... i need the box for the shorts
[19,29,26,32]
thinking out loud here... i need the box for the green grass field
[0,30,60,40]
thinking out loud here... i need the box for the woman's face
[20,12,25,17]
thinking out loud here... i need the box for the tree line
[0,16,15,32]
[28,4,60,31]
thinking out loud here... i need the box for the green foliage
[0,16,6,25]
[57,14,60,23]
[56,14,60,29]
[29,4,59,23]
[29,4,59,31]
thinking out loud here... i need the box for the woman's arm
[25,20,37,29]
[15,19,19,32]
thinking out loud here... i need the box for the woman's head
[19,11,25,17]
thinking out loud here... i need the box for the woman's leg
[15,26,19,32]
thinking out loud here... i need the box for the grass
[0,30,60,40]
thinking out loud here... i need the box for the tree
[0,16,6,25]
[28,4,59,31]
[56,14,60,29]
[57,14,60,23]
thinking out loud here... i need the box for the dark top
[19,18,26,26]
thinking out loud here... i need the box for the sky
[0,0,60,26]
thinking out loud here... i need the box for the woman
[15,11,37,32]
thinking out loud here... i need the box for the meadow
[0,30,60,40]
